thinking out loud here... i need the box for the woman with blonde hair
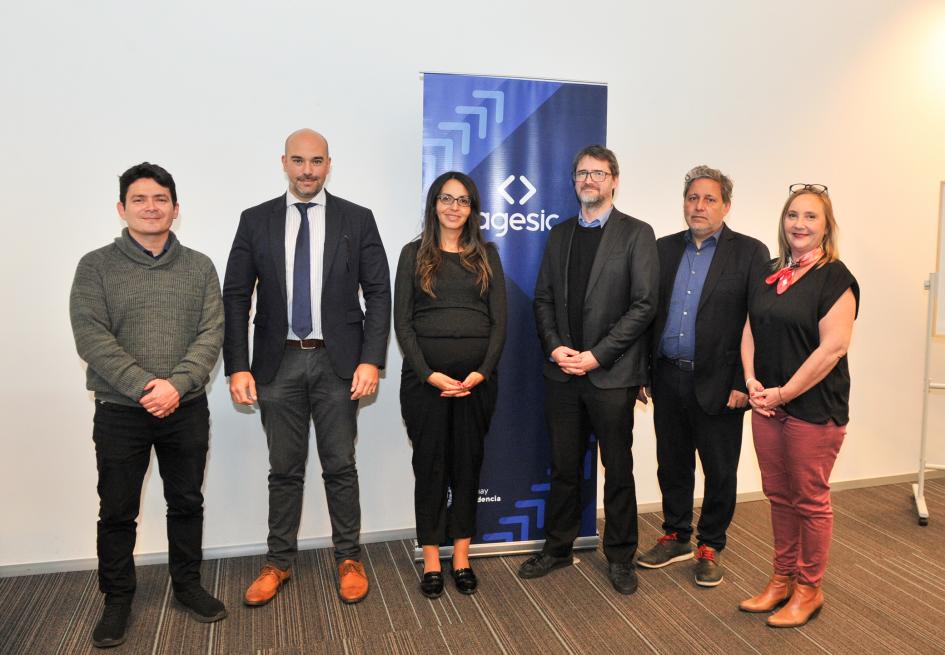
[739,184,859,627]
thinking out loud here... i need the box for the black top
[394,240,507,381]
[567,224,604,351]
[749,259,860,425]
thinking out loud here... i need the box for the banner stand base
[412,535,600,562]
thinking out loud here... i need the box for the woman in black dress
[394,171,507,598]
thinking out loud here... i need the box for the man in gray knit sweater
[70,162,226,649]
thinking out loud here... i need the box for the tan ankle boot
[767,582,824,627]
[738,574,795,613]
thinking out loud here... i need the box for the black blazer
[651,223,769,414]
[222,191,391,384]
[534,208,659,389]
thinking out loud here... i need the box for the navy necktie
[292,202,315,339]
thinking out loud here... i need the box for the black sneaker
[636,533,694,569]
[608,562,638,595]
[517,552,573,579]
[694,545,723,587]
[174,585,228,623]
[92,602,130,649]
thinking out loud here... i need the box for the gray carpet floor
[2,479,944,654]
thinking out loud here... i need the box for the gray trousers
[257,347,361,567]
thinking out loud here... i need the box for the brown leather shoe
[337,559,369,604]
[767,582,824,627]
[244,565,291,606]
[739,574,795,612]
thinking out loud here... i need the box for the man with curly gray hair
[637,165,769,586]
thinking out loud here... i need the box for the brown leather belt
[285,339,325,350]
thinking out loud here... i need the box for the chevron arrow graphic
[471,90,504,123]
[454,106,488,139]
[498,175,516,204]
[437,121,471,155]
[422,138,454,170]
[499,515,530,540]
[519,176,536,204]
[514,499,545,528]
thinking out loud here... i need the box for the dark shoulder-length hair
[416,171,493,297]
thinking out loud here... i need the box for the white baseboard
[0,527,416,578]
[616,471,945,517]
[4,471,942,578]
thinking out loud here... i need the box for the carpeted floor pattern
[2,479,944,654]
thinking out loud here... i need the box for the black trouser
[652,359,743,550]
[400,337,497,546]
[93,394,209,603]
[543,376,639,564]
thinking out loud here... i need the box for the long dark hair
[416,171,493,297]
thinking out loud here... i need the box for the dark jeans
[543,376,639,564]
[652,359,743,550]
[400,337,497,546]
[93,394,209,603]
[256,347,360,567]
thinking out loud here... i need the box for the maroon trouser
[752,409,846,587]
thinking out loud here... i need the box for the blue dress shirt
[578,206,613,229]
[658,229,721,361]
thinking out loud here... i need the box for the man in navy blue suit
[223,129,391,606]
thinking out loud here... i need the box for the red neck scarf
[766,247,823,295]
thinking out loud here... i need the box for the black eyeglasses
[573,170,612,182]
[436,194,472,208]
[789,183,828,195]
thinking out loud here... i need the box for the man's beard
[579,189,604,209]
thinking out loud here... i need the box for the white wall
[2,0,945,568]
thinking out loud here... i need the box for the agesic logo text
[479,175,559,238]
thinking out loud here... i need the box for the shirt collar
[128,232,173,259]
[286,187,326,208]
[578,206,614,229]
[684,223,725,247]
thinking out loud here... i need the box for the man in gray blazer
[519,145,658,594]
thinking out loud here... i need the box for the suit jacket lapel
[560,218,577,304]
[322,191,343,282]
[662,234,687,302]
[584,211,622,301]
[269,195,289,308]
[697,223,732,313]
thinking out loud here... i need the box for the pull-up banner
[421,73,607,555]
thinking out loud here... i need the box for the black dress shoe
[419,571,444,598]
[518,552,574,579]
[608,562,638,595]
[451,567,478,594]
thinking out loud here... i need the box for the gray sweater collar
[114,228,180,267]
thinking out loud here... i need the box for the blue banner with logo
[421,73,607,552]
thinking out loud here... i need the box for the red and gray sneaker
[636,533,694,569]
[694,544,723,587]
